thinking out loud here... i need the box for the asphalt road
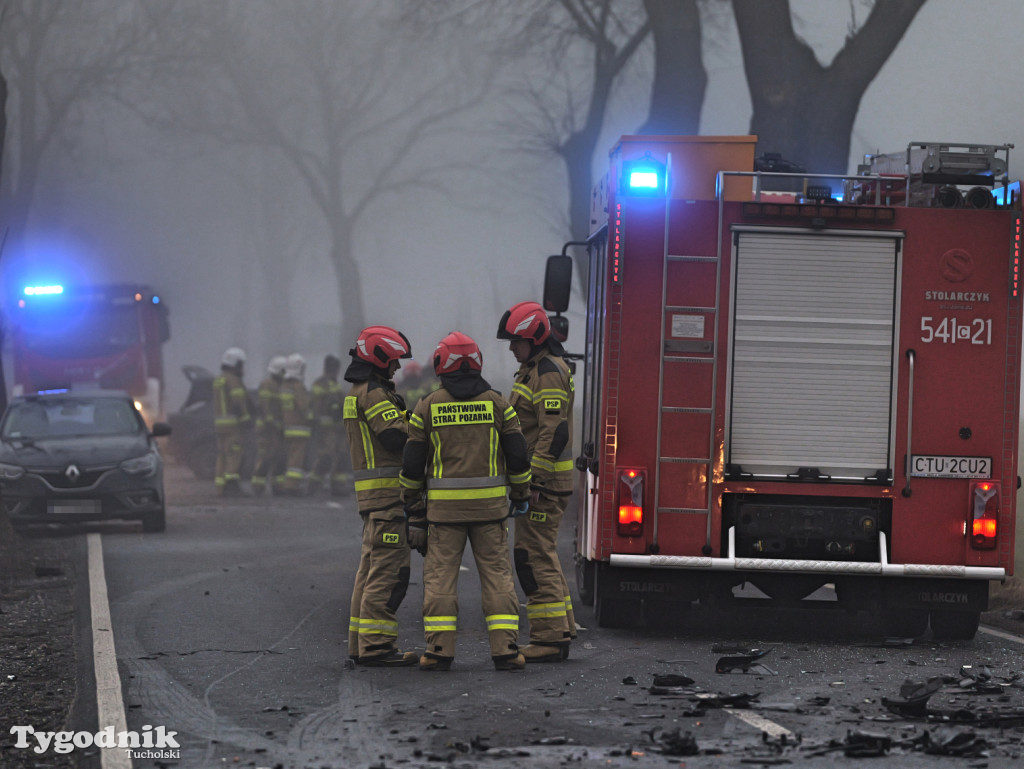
[86,462,1024,768]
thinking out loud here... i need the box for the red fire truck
[546,136,1020,639]
[8,283,170,423]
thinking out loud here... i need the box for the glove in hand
[509,500,529,518]
[407,518,428,555]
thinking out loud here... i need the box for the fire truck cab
[553,136,1020,639]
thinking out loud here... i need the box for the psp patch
[529,511,547,523]
[543,399,561,414]
[382,532,401,544]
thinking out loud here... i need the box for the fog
[0,0,1021,411]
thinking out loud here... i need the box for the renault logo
[65,464,81,482]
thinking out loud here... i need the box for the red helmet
[354,326,412,367]
[497,301,550,344]
[433,332,483,375]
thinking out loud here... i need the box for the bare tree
[636,0,705,136]
[733,0,928,173]
[168,1,490,350]
[0,1,174,253]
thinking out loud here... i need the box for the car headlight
[0,462,25,481]
[120,453,158,477]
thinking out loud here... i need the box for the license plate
[910,455,991,479]
[48,500,101,515]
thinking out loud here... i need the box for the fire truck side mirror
[543,255,573,314]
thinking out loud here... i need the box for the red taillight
[969,481,999,549]
[617,469,644,537]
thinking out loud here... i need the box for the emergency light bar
[621,155,666,196]
[23,284,63,296]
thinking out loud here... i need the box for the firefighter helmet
[221,347,247,367]
[497,301,550,344]
[354,326,412,368]
[284,353,306,380]
[433,331,483,375]
[268,355,288,376]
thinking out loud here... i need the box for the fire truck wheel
[142,509,167,533]
[880,608,929,639]
[574,558,595,606]
[929,609,980,640]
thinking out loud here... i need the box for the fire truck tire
[575,558,595,606]
[141,508,166,533]
[929,609,980,640]
[880,608,929,639]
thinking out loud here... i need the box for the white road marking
[979,624,1024,645]
[88,533,132,769]
[727,709,794,738]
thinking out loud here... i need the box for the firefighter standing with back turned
[498,301,577,662]
[251,355,287,496]
[343,326,419,666]
[213,347,252,497]
[279,353,311,495]
[309,354,344,495]
[400,332,533,672]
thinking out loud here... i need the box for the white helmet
[284,353,306,380]
[268,356,288,376]
[222,347,247,367]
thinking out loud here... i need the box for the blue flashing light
[24,284,64,296]
[152,295,160,304]
[629,170,660,190]
[37,388,70,395]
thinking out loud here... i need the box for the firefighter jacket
[256,374,283,434]
[343,372,409,514]
[310,374,343,427]
[510,346,574,495]
[400,372,531,524]
[279,379,311,439]
[213,370,251,433]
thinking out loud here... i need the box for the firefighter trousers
[422,520,520,662]
[348,510,412,659]
[252,429,283,491]
[214,426,245,490]
[514,492,576,645]
[281,434,308,492]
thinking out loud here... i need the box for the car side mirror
[151,422,172,437]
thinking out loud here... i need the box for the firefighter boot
[520,642,567,663]
[359,648,418,667]
[493,652,526,671]
[419,653,453,672]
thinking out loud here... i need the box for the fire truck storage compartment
[726,229,901,480]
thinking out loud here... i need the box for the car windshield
[2,398,141,439]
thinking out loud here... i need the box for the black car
[0,390,171,532]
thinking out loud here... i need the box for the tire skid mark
[109,541,339,759]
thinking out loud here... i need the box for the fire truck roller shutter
[727,230,901,480]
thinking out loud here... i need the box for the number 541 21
[920,316,992,345]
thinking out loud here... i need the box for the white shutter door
[728,231,898,479]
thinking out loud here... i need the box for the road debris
[716,647,775,675]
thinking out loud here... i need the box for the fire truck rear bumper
[609,528,1004,580]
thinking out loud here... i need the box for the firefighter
[497,301,576,662]
[400,331,532,672]
[308,354,344,495]
[343,326,419,666]
[251,356,287,496]
[278,353,311,495]
[213,347,252,496]
[396,360,438,410]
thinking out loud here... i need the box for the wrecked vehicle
[166,365,254,480]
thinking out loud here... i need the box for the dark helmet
[324,354,341,373]
[433,331,483,375]
[353,326,412,368]
[497,301,550,344]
